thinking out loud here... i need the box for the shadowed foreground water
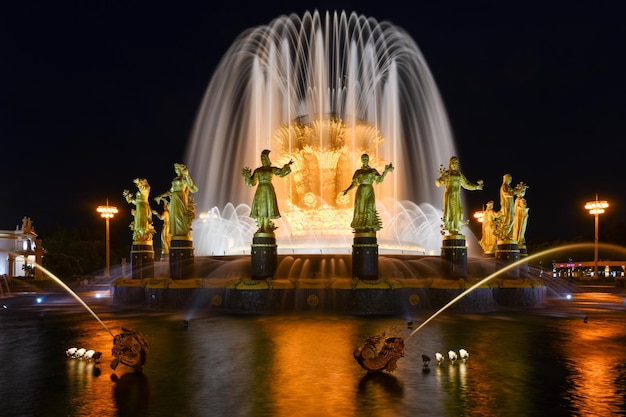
[1,290,625,417]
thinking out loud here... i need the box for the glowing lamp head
[585,199,608,215]
[97,205,118,219]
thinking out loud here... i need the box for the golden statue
[513,187,529,246]
[342,153,394,233]
[496,174,527,241]
[478,200,498,253]
[123,178,155,243]
[156,163,198,239]
[242,149,293,234]
[435,156,483,235]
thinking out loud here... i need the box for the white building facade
[0,217,43,280]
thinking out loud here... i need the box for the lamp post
[584,194,608,279]
[97,200,118,277]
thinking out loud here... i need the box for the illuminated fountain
[186,10,460,256]
[112,10,546,313]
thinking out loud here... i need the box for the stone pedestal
[130,243,154,279]
[518,245,529,275]
[441,234,467,279]
[352,232,378,280]
[519,245,528,258]
[169,237,195,279]
[495,240,520,278]
[251,233,277,280]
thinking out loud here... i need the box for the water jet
[9,251,150,372]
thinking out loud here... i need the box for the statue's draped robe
[479,207,498,252]
[439,170,480,234]
[250,165,291,222]
[500,183,515,239]
[350,167,383,232]
[128,183,154,242]
[134,195,152,239]
[513,197,529,244]
[169,177,197,237]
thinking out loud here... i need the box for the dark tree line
[39,226,129,281]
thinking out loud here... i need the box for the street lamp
[97,200,118,277]
[584,194,608,279]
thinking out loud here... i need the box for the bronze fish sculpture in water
[111,328,149,372]
[354,333,405,373]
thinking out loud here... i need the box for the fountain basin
[111,254,546,314]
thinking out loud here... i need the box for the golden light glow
[473,211,484,223]
[272,117,390,237]
[97,204,118,219]
[584,199,608,215]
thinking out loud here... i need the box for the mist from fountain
[185,10,469,256]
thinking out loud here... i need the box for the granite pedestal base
[441,234,467,279]
[352,233,378,280]
[251,233,277,280]
[495,240,520,279]
[169,237,195,279]
[130,244,154,279]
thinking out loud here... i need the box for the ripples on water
[0,291,624,417]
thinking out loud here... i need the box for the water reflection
[0,290,625,416]
[560,295,626,416]
[111,372,150,416]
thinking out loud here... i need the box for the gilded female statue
[156,163,198,239]
[513,188,529,245]
[435,156,483,235]
[242,149,293,233]
[342,153,394,233]
[497,173,527,240]
[123,178,155,243]
[478,200,498,253]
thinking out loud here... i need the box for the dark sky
[2,1,625,246]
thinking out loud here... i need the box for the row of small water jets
[422,349,469,368]
[65,347,102,363]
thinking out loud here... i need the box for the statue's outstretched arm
[242,167,257,187]
[376,163,394,183]
[276,160,294,177]
[343,178,357,195]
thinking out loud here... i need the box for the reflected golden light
[269,319,362,416]
[560,302,626,416]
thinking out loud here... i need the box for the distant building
[0,217,44,280]
[552,260,625,279]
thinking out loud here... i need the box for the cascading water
[185,10,472,256]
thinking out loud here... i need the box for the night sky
[3,1,625,247]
